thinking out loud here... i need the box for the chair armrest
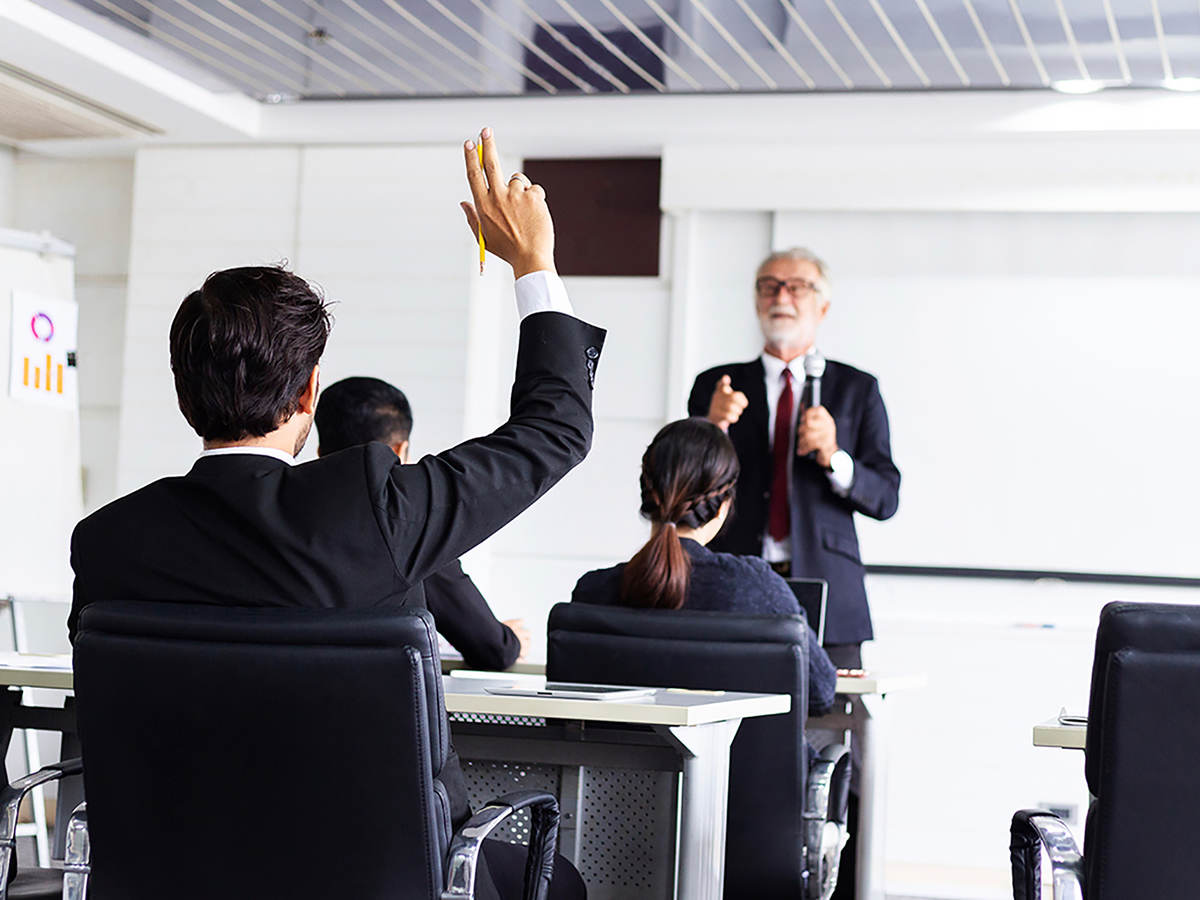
[1010,809,1084,900]
[443,790,559,900]
[63,803,89,900]
[0,758,84,886]
[804,743,851,900]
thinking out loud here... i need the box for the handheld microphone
[803,350,825,411]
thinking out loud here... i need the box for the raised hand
[707,375,749,430]
[460,127,554,279]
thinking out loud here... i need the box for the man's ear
[391,439,410,463]
[297,365,320,416]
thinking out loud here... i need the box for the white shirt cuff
[514,270,574,319]
[827,452,854,496]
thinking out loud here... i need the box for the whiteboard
[0,229,82,601]
[773,211,1200,578]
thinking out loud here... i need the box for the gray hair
[756,247,831,297]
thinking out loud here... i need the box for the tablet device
[785,577,827,644]
[484,682,656,701]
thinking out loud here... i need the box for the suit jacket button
[586,346,599,360]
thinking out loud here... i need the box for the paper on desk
[0,651,72,670]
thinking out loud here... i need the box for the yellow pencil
[477,144,485,275]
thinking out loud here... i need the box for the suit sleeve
[806,634,838,717]
[844,377,900,521]
[687,370,718,418]
[372,311,606,587]
[424,560,520,671]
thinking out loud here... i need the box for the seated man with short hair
[315,375,530,670]
[69,129,596,900]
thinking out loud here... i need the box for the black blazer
[426,560,520,671]
[689,357,900,644]
[70,311,605,827]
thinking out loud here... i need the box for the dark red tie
[768,370,794,542]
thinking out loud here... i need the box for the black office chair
[0,757,82,899]
[65,602,559,900]
[1010,601,1200,900]
[546,603,850,900]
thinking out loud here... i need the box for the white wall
[116,144,480,490]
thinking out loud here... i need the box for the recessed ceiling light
[1050,80,1106,95]
[1162,77,1200,92]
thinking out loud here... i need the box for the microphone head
[803,351,826,379]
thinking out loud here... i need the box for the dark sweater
[571,537,838,717]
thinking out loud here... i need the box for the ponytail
[618,418,739,610]
[620,520,691,610]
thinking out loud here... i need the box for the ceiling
[36,0,1200,99]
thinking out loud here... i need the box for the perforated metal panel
[460,759,560,846]
[577,767,676,899]
[449,712,545,727]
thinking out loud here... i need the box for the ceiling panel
[38,0,1200,99]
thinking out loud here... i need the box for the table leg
[657,719,741,900]
[853,694,887,900]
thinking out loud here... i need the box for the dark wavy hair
[169,266,332,441]
[619,418,740,610]
[315,376,413,455]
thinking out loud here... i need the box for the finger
[717,374,732,393]
[464,139,487,204]
[528,183,546,199]
[732,391,749,407]
[460,201,480,237]
[479,126,504,193]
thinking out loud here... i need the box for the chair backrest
[1083,601,1200,898]
[546,602,810,900]
[72,601,453,900]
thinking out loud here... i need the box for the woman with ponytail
[572,418,837,716]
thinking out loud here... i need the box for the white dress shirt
[198,271,576,464]
[760,350,854,563]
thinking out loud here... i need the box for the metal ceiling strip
[259,0,416,93]
[1004,0,1050,85]
[594,0,702,90]
[688,0,777,89]
[1099,0,1131,84]
[912,0,969,85]
[640,0,739,89]
[378,0,499,85]
[293,0,444,93]
[825,0,892,87]
[505,0,632,93]
[732,0,816,88]
[1149,0,1173,80]
[165,0,345,94]
[213,0,379,93]
[335,0,479,93]
[460,0,596,92]
[960,0,1010,86]
[552,0,667,91]
[87,0,275,95]
[138,0,310,94]
[1053,0,1090,80]
[422,0,559,93]
[866,0,930,86]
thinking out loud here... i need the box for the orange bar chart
[20,356,64,394]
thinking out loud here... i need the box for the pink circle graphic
[30,312,54,343]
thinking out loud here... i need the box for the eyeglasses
[755,276,820,299]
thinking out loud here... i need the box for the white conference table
[0,653,788,900]
[446,659,925,900]
[1033,718,1087,750]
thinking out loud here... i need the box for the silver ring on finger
[509,172,532,189]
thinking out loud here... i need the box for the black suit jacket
[688,357,899,644]
[426,560,520,671]
[70,311,605,827]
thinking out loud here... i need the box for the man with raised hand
[70,128,598,899]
